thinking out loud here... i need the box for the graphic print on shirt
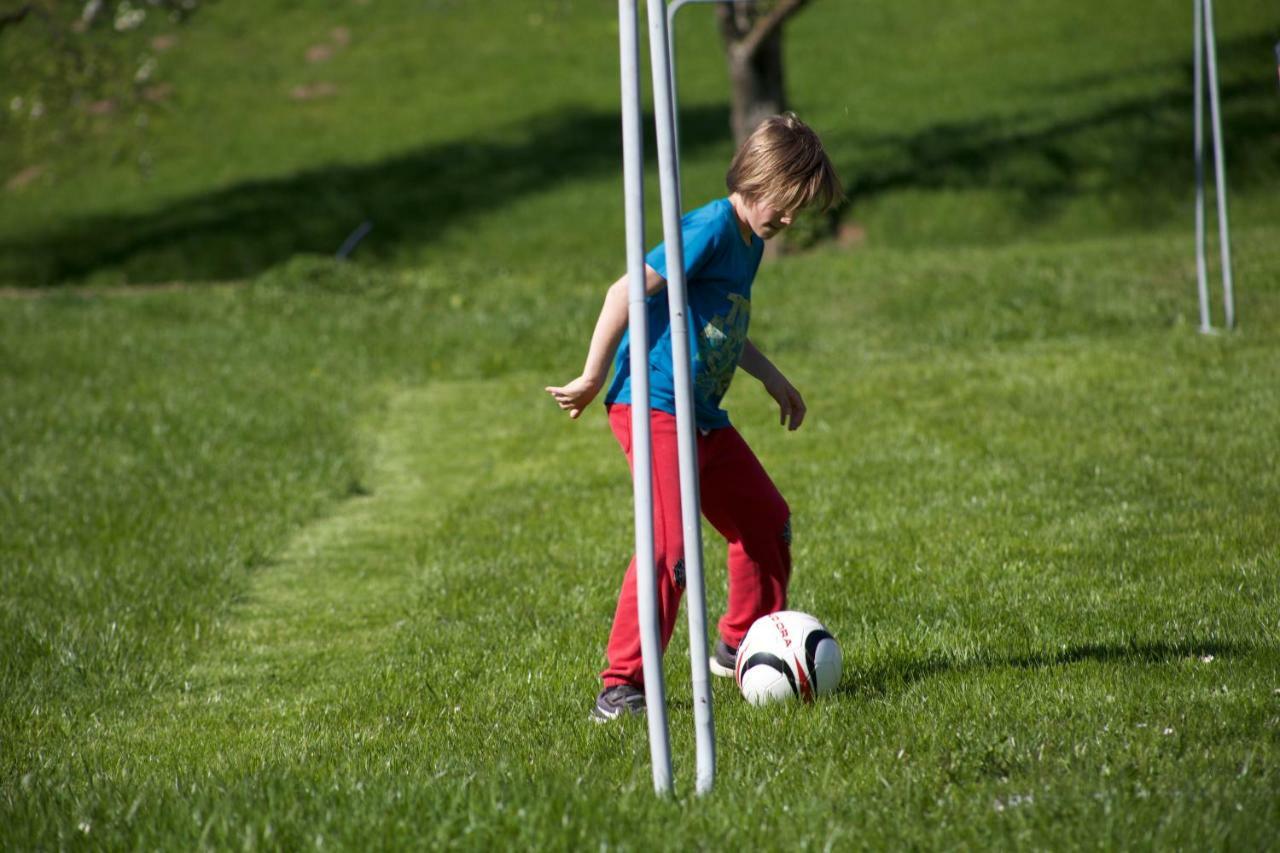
[696,292,751,405]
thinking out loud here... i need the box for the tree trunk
[726,27,786,145]
[716,0,809,145]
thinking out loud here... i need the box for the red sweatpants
[602,404,791,688]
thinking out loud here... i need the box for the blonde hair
[726,113,845,213]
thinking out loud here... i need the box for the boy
[546,113,844,721]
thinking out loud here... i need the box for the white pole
[1202,0,1235,330]
[618,0,673,796]
[666,1,685,213]
[646,0,716,796]
[1193,0,1211,332]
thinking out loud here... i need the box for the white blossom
[135,57,158,83]
[115,2,147,31]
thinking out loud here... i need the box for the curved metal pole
[619,0,673,797]
[667,0,756,212]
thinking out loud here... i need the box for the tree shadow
[843,637,1257,700]
[834,31,1279,233]
[2,103,731,288]
[9,28,1276,286]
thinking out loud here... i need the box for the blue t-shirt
[605,197,764,431]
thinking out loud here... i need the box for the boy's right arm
[545,266,666,419]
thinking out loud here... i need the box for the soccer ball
[735,611,842,705]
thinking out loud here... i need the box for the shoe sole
[709,657,736,679]
[590,702,645,723]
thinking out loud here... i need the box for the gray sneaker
[709,639,738,678]
[591,684,646,722]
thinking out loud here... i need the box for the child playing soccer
[546,113,844,721]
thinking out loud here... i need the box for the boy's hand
[545,375,603,420]
[764,376,806,431]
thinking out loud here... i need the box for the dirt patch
[143,83,175,103]
[306,43,335,63]
[289,82,339,101]
[6,165,45,192]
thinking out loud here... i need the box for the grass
[2,0,1280,848]
[4,231,1278,848]
[3,0,1278,285]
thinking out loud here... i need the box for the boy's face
[741,196,796,241]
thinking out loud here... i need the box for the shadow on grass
[836,31,1279,232]
[8,30,1276,286]
[847,637,1256,700]
[0,104,732,288]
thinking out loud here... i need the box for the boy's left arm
[739,338,806,431]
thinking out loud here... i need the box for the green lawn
[3,0,1279,848]
[4,230,1277,848]
[3,0,1277,285]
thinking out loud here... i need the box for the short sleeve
[645,204,725,284]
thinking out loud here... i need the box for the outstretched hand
[545,375,603,420]
[765,376,806,431]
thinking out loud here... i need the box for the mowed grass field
[3,0,1279,849]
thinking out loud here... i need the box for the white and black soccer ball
[735,611,842,705]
